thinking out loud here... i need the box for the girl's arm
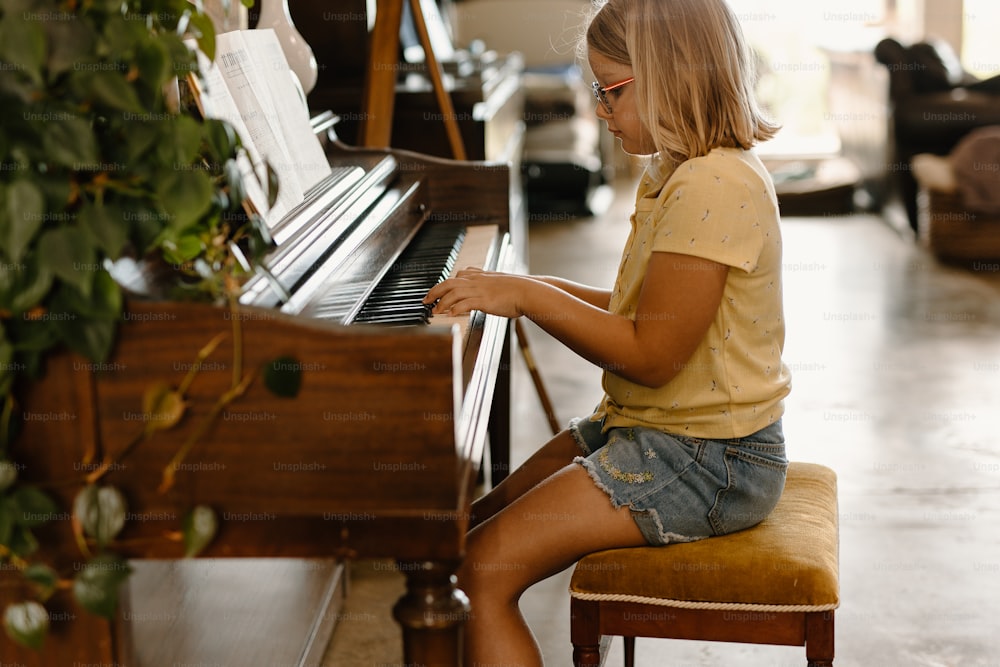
[527,276,611,310]
[423,252,728,388]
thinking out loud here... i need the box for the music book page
[238,29,331,192]
[188,29,332,226]
[188,46,273,222]
[213,30,304,223]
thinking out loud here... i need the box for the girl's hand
[423,268,527,319]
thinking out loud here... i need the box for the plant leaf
[51,270,122,322]
[142,381,186,434]
[182,505,217,557]
[3,601,49,650]
[72,485,127,549]
[187,12,216,62]
[7,524,39,557]
[0,11,46,85]
[7,258,53,315]
[3,180,44,263]
[133,37,171,90]
[60,318,118,365]
[81,70,144,114]
[124,205,168,253]
[72,554,131,619]
[204,119,238,162]
[0,459,17,492]
[223,157,246,207]
[23,564,60,601]
[88,270,124,320]
[159,115,204,166]
[265,161,280,208]
[40,116,99,169]
[0,352,12,399]
[164,233,205,264]
[78,202,130,261]
[11,485,58,528]
[0,496,14,546]
[37,227,97,299]
[45,17,97,78]
[123,120,164,163]
[156,169,213,230]
[263,355,302,398]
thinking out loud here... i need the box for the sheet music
[189,46,273,224]
[212,31,306,225]
[239,29,332,192]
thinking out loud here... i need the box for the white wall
[920,0,964,51]
[451,0,970,61]
[449,0,592,69]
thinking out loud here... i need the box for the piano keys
[3,121,515,667]
[352,224,468,326]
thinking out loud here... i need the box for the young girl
[423,0,791,663]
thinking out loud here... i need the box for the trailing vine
[0,0,285,649]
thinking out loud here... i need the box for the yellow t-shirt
[594,147,791,438]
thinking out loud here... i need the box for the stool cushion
[570,462,839,612]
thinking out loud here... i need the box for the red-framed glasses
[592,76,635,113]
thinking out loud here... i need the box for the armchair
[873,37,1000,230]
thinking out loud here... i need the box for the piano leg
[487,322,513,485]
[392,559,470,667]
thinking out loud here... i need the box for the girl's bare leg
[472,430,582,529]
[461,463,647,667]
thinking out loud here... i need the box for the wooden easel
[361,0,466,159]
[360,0,561,436]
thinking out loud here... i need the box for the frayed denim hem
[574,455,706,546]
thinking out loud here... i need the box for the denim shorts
[571,416,788,546]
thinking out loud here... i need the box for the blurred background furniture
[517,64,612,219]
[874,36,1000,231]
[290,0,524,164]
[912,127,1000,264]
[450,0,615,220]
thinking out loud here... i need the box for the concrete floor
[324,181,1000,666]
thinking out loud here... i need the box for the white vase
[202,0,249,34]
[255,0,318,94]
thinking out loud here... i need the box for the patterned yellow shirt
[594,147,791,438]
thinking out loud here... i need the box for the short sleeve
[650,156,765,273]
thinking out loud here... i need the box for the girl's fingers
[424,272,481,305]
[423,279,453,305]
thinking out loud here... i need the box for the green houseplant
[0,0,275,649]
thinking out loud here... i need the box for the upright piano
[4,115,515,666]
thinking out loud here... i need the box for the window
[962,0,1000,77]
[730,0,891,156]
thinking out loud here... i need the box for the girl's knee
[459,528,527,601]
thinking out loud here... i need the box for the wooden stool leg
[805,610,835,667]
[570,598,602,667]
[624,636,636,667]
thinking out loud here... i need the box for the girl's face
[588,50,656,156]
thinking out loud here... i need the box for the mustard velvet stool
[569,462,839,666]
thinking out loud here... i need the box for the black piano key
[355,302,431,315]
[356,293,435,310]
[352,226,466,326]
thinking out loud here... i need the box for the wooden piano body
[2,132,513,666]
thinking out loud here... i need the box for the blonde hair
[585,0,778,167]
